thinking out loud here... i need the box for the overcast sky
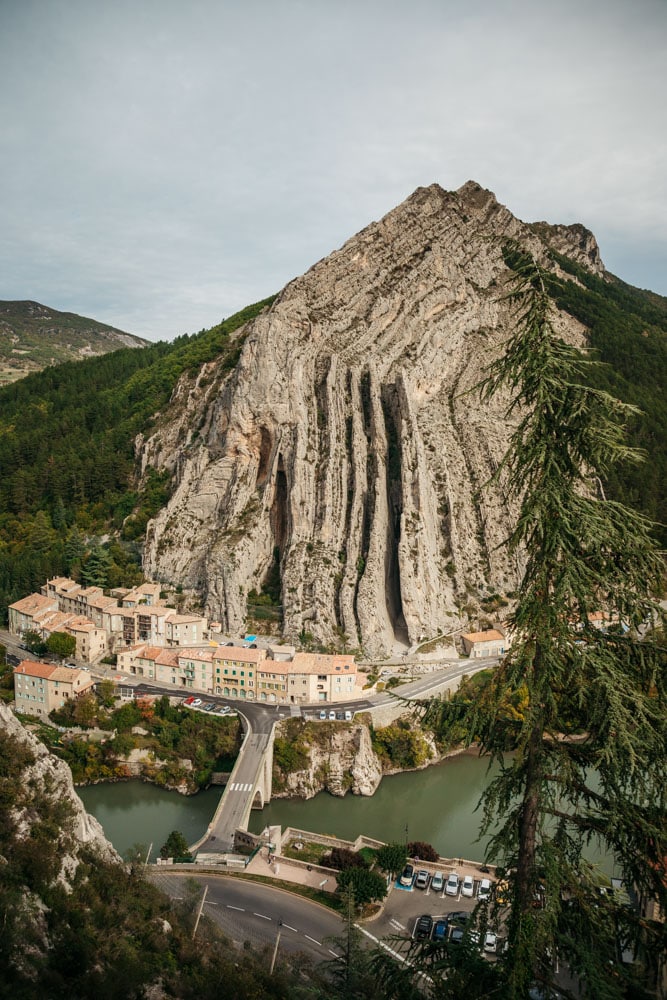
[1,0,666,341]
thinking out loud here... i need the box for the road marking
[356,925,408,964]
[253,912,271,920]
[282,923,297,932]
[390,919,406,930]
[304,935,322,946]
[227,905,244,911]
[328,949,339,957]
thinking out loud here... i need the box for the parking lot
[372,867,506,959]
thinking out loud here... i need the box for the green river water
[79,753,616,875]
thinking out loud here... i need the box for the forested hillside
[546,255,667,542]
[0,299,148,384]
[0,297,274,621]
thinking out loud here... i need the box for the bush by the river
[48,693,241,790]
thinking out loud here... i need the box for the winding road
[149,871,345,962]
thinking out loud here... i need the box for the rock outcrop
[141,181,597,655]
[0,704,119,885]
[274,722,384,799]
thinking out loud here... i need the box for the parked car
[415,869,430,890]
[336,711,345,720]
[445,872,460,896]
[449,926,465,945]
[462,875,475,897]
[483,931,497,954]
[191,698,202,707]
[431,871,444,893]
[414,915,433,941]
[183,696,195,705]
[217,705,230,714]
[478,878,492,901]
[328,710,336,720]
[448,910,471,926]
[432,918,449,942]
[204,703,216,711]
[399,863,415,887]
[344,710,353,720]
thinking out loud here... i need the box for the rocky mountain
[0,299,148,383]
[138,182,618,656]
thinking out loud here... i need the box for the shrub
[407,840,439,862]
[322,846,369,871]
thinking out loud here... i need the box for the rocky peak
[142,182,592,656]
[528,220,605,276]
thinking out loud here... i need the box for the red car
[183,696,195,705]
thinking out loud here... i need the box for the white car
[445,872,460,896]
[478,877,492,901]
[431,871,444,893]
[483,931,498,954]
[461,875,475,897]
[191,698,202,707]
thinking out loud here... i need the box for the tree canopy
[426,250,667,999]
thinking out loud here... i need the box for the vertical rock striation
[142,181,597,656]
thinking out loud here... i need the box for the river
[79,753,616,875]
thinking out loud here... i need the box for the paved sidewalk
[244,846,339,893]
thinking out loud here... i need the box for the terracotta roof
[15,660,57,679]
[177,648,214,662]
[50,666,93,685]
[86,595,118,610]
[257,661,291,675]
[9,593,57,614]
[291,652,357,675]
[461,629,505,642]
[136,645,166,660]
[212,646,267,664]
[166,614,206,624]
[155,649,180,666]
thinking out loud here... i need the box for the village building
[8,593,59,634]
[13,660,94,717]
[460,628,509,658]
[165,613,208,646]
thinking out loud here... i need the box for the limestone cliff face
[0,704,119,885]
[274,722,384,799]
[141,181,597,655]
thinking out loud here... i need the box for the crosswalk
[227,781,254,792]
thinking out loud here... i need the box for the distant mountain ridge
[0,299,149,383]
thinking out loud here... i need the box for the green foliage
[0,723,308,998]
[44,631,76,660]
[273,734,310,775]
[518,246,667,546]
[160,829,192,860]
[23,630,46,656]
[428,250,667,998]
[336,866,387,907]
[375,842,407,876]
[48,692,242,790]
[371,719,431,769]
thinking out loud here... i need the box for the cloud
[1,0,665,338]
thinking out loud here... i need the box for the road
[149,870,344,963]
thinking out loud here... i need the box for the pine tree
[428,251,666,999]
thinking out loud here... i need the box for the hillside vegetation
[0,297,274,621]
[0,300,148,385]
